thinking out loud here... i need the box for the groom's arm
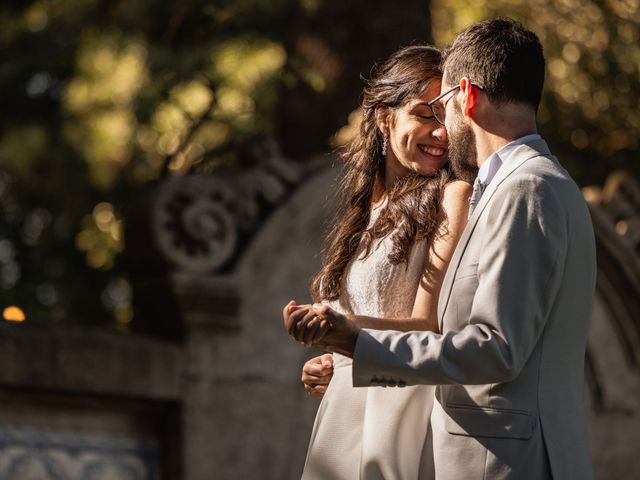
[351,174,568,386]
[289,173,569,386]
[298,175,568,385]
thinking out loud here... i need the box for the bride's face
[383,80,448,177]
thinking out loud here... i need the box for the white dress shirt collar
[477,134,541,186]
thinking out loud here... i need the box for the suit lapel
[437,139,553,330]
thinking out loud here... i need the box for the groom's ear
[459,78,480,118]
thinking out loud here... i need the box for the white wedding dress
[302,206,436,480]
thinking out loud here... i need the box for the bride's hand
[301,354,334,399]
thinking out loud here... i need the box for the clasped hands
[283,300,361,399]
[282,300,360,359]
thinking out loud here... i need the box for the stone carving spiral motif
[151,138,305,273]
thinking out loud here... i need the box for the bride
[284,44,470,479]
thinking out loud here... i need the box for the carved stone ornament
[125,137,307,276]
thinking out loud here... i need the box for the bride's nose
[432,123,447,143]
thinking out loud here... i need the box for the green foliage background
[431,0,640,185]
[0,0,637,329]
[0,0,292,329]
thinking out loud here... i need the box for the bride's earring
[381,131,388,157]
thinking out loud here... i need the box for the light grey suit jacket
[352,139,596,480]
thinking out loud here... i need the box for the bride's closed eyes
[408,102,436,121]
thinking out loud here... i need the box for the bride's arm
[285,180,471,399]
[347,180,472,332]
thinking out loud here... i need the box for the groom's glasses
[427,83,485,125]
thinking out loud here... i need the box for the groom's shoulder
[507,150,589,217]
[512,143,573,185]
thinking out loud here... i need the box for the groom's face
[443,85,478,182]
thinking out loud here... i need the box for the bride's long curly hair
[310,44,453,302]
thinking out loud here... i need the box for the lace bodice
[326,206,426,319]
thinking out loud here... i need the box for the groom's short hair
[442,18,545,110]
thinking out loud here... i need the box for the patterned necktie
[468,177,486,218]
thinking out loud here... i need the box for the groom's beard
[447,102,479,182]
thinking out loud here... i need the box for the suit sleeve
[353,174,569,386]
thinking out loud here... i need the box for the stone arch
[123,136,340,478]
[584,172,640,479]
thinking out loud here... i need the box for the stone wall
[1,164,639,479]
[178,164,337,479]
[0,325,182,479]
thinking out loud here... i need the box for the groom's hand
[283,301,360,357]
[308,304,360,358]
[283,300,331,347]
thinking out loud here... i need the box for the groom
[285,18,596,480]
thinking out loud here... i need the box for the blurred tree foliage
[0,0,293,329]
[431,0,640,186]
[0,0,430,329]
